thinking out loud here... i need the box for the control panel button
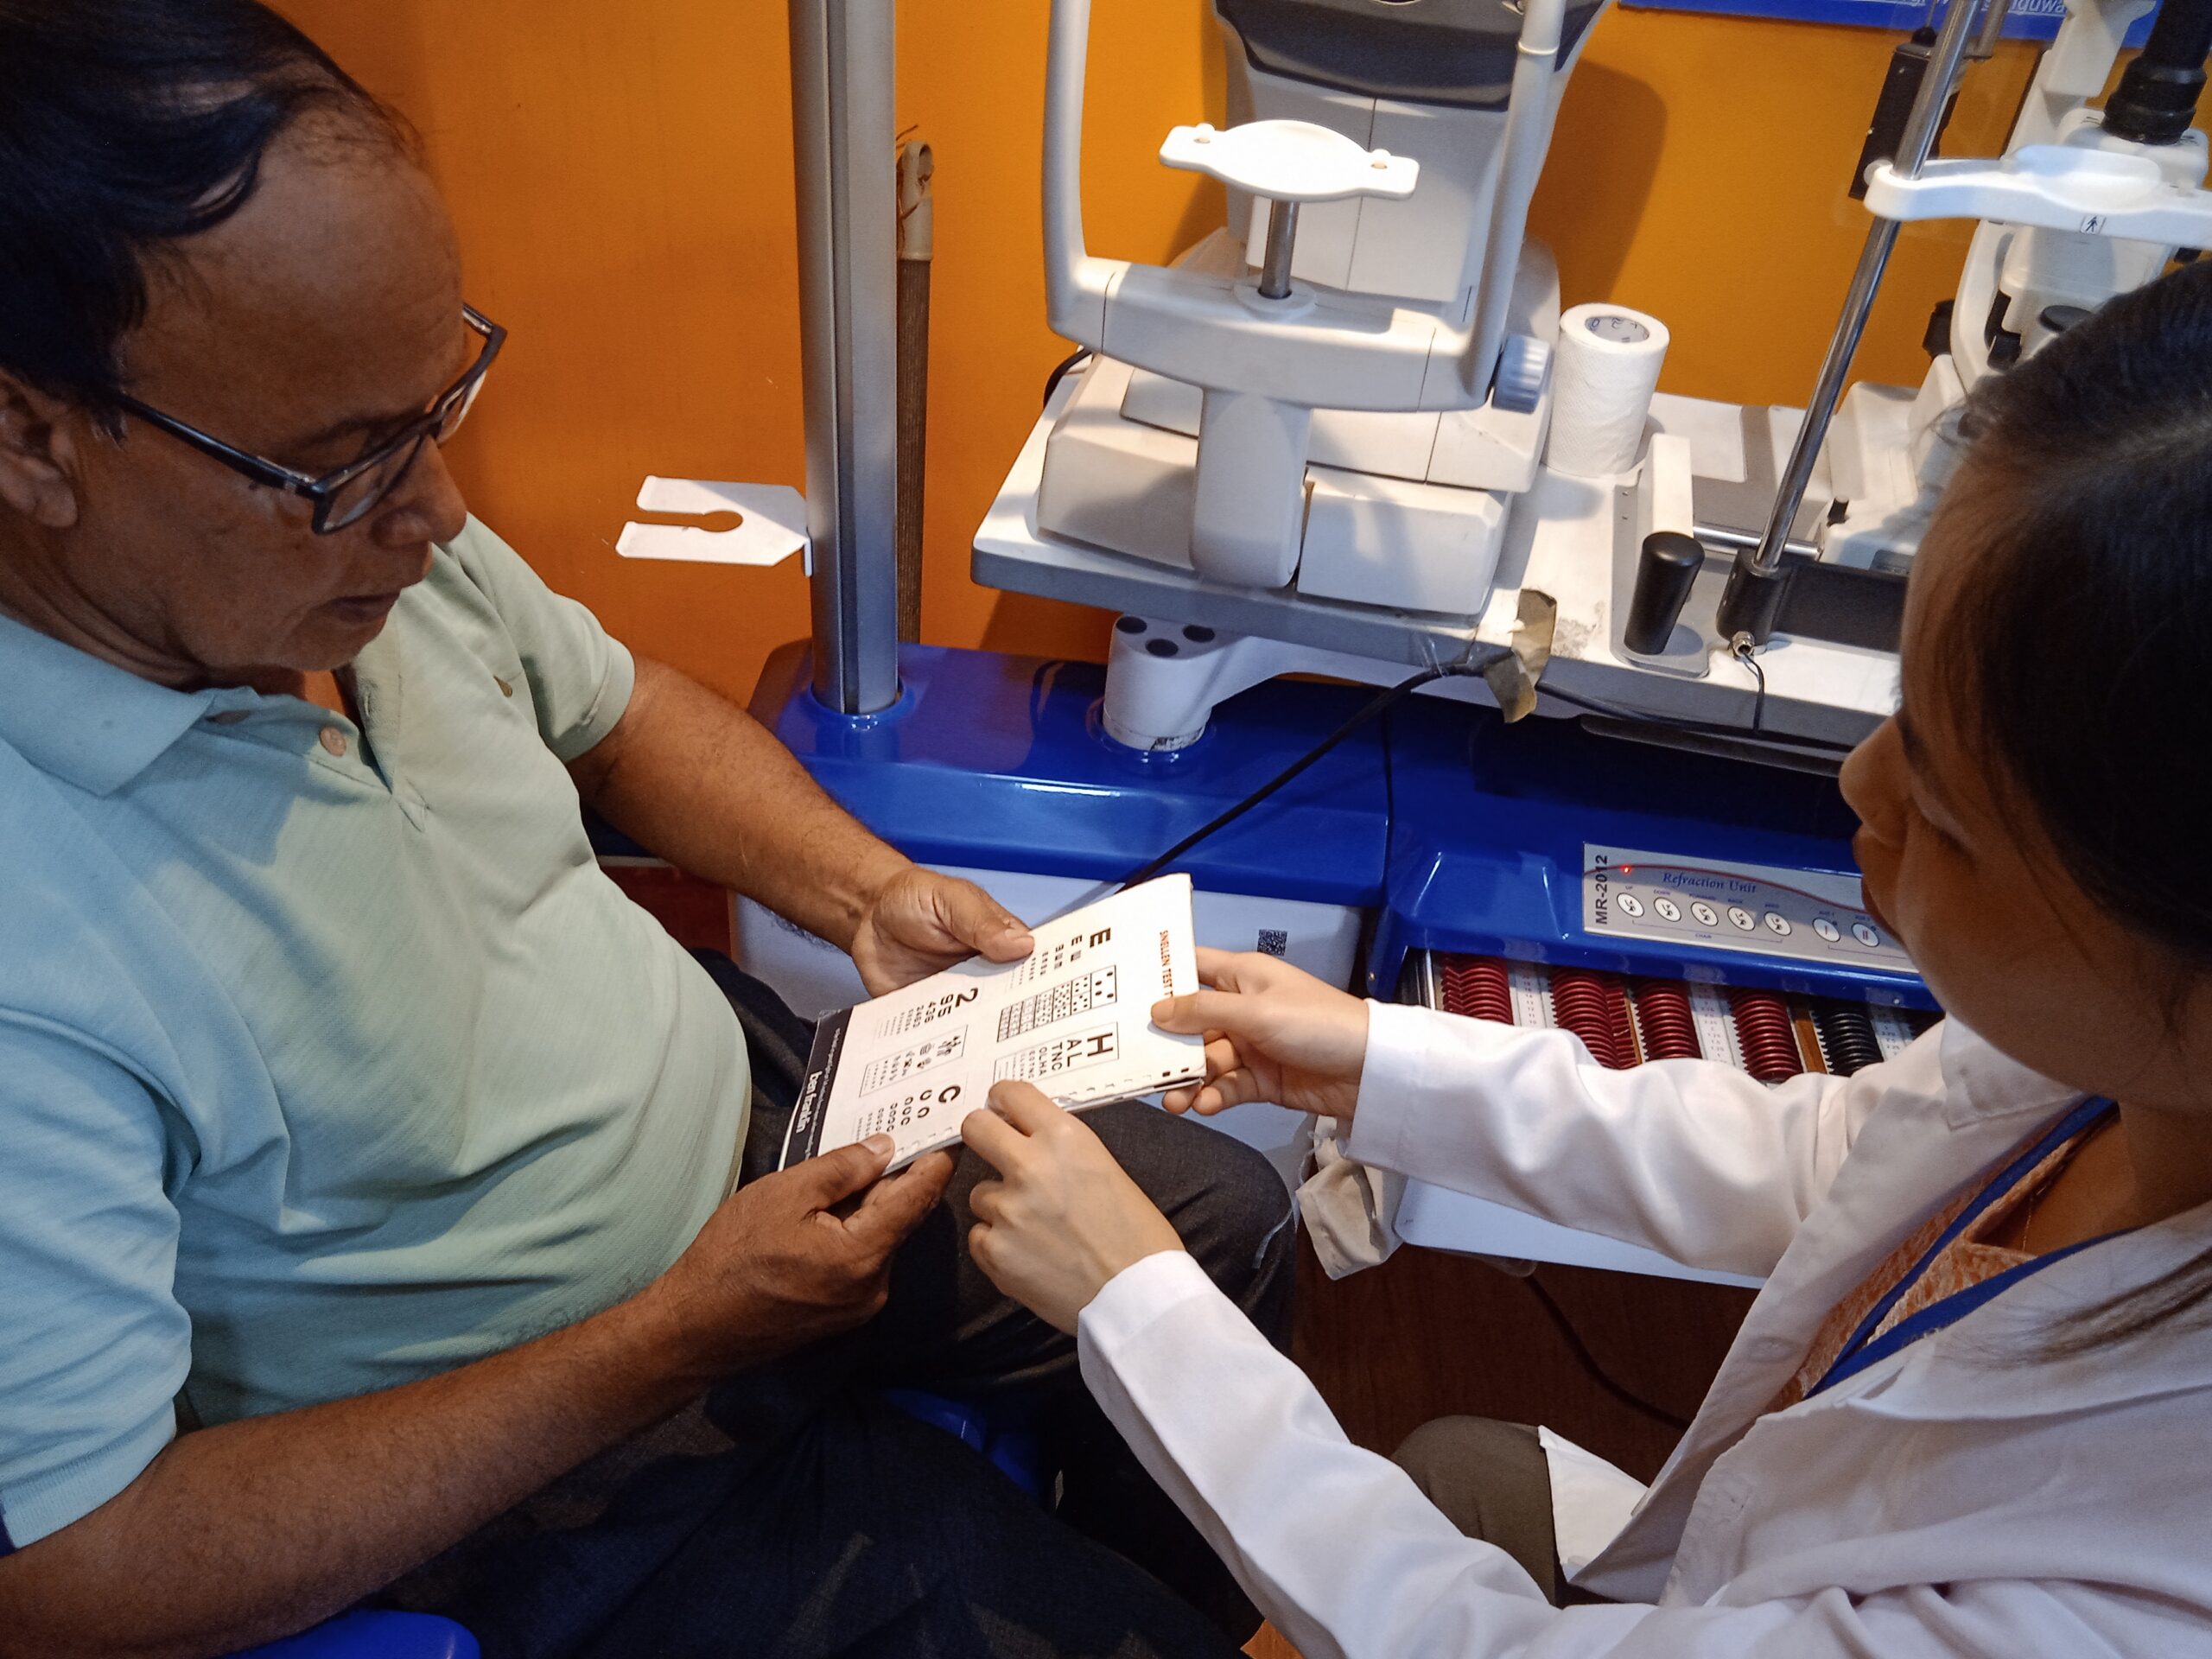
[1691,901,1718,927]
[1617,893,1645,918]
[1728,906,1755,931]
[1852,922,1882,948]
[1654,897,1682,922]
[1764,912,1792,937]
[1813,918,1840,943]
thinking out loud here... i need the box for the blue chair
[232,1610,478,1658]
[885,1389,1048,1501]
[219,1402,1020,1659]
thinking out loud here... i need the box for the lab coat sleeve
[1345,1004,1931,1282]
[1079,1249,2167,1659]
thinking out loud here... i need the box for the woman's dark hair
[0,0,399,416]
[1942,259,2212,1346]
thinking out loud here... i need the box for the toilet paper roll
[1547,303,1670,480]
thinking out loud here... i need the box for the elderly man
[0,3,1291,1655]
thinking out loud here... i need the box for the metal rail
[1718,0,1990,643]
[790,0,902,713]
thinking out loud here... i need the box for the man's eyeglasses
[107,306,505,535]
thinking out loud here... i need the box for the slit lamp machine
[702,0,2212,1278]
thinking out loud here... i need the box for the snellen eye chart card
[779,874,1205,1172]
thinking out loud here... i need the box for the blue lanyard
[1808,1096,2124,1399]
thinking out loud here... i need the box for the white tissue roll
[1547,302,1670,480]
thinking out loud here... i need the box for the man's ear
[0,370,85,531]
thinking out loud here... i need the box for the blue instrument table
[1373,696,1933,1010]
[749,642,1388,906]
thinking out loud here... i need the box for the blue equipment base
[748,642,1388,906]
[748,642,1926,1009]
[1376,696,1936,1007]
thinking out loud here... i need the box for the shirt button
[495,676,515,699]
[319,727,348,758]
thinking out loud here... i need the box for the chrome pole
[1257,200,1300,300]
[790,0,902,713]
[1717,0,1987,643]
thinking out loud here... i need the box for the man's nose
[371,439,471,550]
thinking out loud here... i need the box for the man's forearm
[0,1287,706,1659]
[574,655,907,950]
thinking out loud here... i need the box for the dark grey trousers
[396,956,1296,1658]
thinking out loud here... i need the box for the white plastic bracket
[1864,145,2212,249]
[616,477,812,570]
[1158,120,1419,203]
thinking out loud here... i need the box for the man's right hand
[644,1136,954,1381]
[1150,949,1370,1123]
[0,1136,953,1659]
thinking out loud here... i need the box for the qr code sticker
[993,1025,1120,1084]
[860,1028,967,1096]
[996,968,1118,1042]
[1255,929,1288,958]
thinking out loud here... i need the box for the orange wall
[284,1,2044,705]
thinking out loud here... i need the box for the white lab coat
[1077,1007,2212,1657]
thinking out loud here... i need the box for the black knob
[1625,531,1707,656]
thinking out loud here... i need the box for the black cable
[1114,659,1858,891]
[1522,1273,1695,1433]
[1041,347,1093,410]
[1732,636,1769,735]
[1116,664,1476,889]
[1535,679,1846,756]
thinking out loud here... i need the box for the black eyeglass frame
[106,305,505,534]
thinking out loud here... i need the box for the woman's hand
[962,1084,1185,1334]
[1149,948,1370,1122]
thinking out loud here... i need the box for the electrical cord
[1117,663,1476,889]
[1534,679,1842,758]
[1732,636,1770,734]
[1522,1272,1696,1433]
[1041,347,1094,410]
[1112,661,1855,891]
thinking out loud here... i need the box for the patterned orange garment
[1770,1116,2113,1411]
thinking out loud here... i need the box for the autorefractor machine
[734,0,2212,1282]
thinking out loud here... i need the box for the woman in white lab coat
[958,262,2212,1657]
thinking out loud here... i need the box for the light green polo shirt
[0,520,747,1550]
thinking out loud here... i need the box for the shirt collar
[1937,1017,2082,1128]
[0,607,218,797]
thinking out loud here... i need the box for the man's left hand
[850,867,1034,995]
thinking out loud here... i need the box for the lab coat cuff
[1347,1000,1508,1173]
[1079,1249,1216,1358]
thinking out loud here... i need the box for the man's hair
[0,0,399,413]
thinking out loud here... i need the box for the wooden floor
[1237,1238,1758,1656]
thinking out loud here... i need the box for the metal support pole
[895,141,935,645]
[1257,200,1300,299]
[1972,0,2015,57]
[1716,0,1986,645]
[791,0,901,714]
